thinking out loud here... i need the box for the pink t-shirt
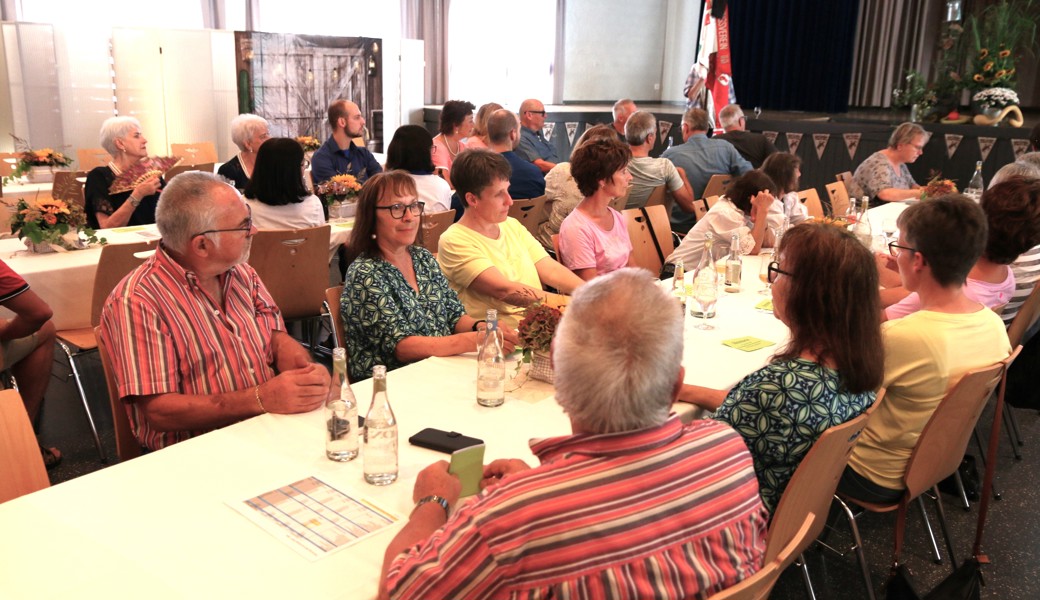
[885,265,1016,320]
[558,207,632,275]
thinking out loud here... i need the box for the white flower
[973,87,1019,108]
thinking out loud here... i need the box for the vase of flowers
[972,87,1019,122]
[892,70,937,122]
[964,0,1038,95]
[317,173,363,219]
[11,199,103,253]
[2,145,73,185]
[920,176,958,201]
[517,302,563,383]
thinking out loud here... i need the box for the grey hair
[230,114,269,151]
[718,104,744,129]
[624,110,656,146]
[990,160,1040,187]
[99,116,143,155]
[888,122,926,149]
[612,98,635,119]
[553,268,683,433]
[156,171,227,253]
[1016,152,1040,171]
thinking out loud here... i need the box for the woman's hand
[499,324,519,354]
[750,190,774,214]
[132,174,162,200]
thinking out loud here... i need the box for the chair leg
[797,553,818,600]
[952,470,971,511]
[916,496,942,564]
[972,427,1002,500]
[1003,409,1022,459]
[929,486,958,573]
[57,342,107,463]
[1007,407,1024,447]
[835,496,878,600]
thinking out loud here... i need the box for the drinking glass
[882,218,898,246]
[758,251,774,295]
[692,281,718,330]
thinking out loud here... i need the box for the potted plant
[517,302,563,383]
[891,70,936,122]
[972,87,1020,120]
[316,173,363,219]
[10,198,104,253]
[2,144,73,185]
[964,0,1039,103]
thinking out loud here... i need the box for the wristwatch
[129,195,141,208]
[414,495,451,520]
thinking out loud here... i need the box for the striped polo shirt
[387,417,769,599]
[99,245,284,451]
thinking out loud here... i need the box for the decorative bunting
[944,134,963,158]
[1012,139,1031,159]
[786,132,803,155]
[585,123,595,133]
[763,131,778,145]
[565,122,579,146]
[542,122,555,143]
[812,133,830,159]
[843,133,861,160]
[658,120,673,143]
[978,136,997,163]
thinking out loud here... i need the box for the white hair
[99,116,142,156]
[624,111,656,146]
[230,114,269,151]
[990,161,1040,188]
[553,268,683,433]
[718,104,744,129]
[156,171,227,253]
[612,98,636,120]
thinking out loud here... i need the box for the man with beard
[311,99,383,187]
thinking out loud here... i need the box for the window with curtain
[19,0,204,29]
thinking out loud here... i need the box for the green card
[333,220,354,229]
[722,336,775,352]
[449,443,486,497]
[111,226,146,233]
[755,298,773,311]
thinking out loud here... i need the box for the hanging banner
[658,120,673,143]
[786,132,803,155]
[763,131,778,146]
[843,133,861,160]
[565,122,579,146]
[542,122,555,143]
[978,136,997,163]
[812,133,830,160]
[944,134,963,158]
[694,0,736,131]
[1012,139,1031,159]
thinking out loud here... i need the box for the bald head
[487,109,520,147]
[519,98,546,130]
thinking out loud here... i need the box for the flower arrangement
[316,173,362,206]
[891,70,936,119]
[816,216,851,229]
[10,199,103,251]
[964,0,1038,92]
[296,136,321,152]
[920,176,958,201]
[972,87,1020,110]
[517,302,562,362]
[2,135,73,184]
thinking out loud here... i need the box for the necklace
[441,134,460,157]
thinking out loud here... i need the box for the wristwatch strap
[414,494,450,520]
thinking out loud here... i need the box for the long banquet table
[0,255,788,599]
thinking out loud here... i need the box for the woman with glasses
[852,122,925,204]
[385,125,453,213]
[679,222,883,513]
[340,171,518,381]
[218,113,270,191]
[242,138,325,230]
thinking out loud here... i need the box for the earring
[371,234,377,239]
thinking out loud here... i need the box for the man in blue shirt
[516,99,559,174]
[488,109,545,199]
[311,99,383,187]
[662,108,752,233]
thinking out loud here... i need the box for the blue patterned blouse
[712,358,875,514]
[340,246,466,381]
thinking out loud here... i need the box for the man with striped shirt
[380,268,768,600]
[100,172,329,452]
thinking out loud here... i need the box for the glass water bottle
[363,365,398,485]
[325,348,359,461]
[476,309,506,407]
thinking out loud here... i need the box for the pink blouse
[558,207,632,275]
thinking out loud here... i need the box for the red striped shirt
[99,245,284,451]
[387,417,769,599]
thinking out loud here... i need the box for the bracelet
[471,320,486,332]
[255,385,266,413]
[414,495,451,520]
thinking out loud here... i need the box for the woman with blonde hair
[463,102,503,150]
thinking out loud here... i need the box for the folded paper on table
[754,298,773,311]
[111,226,147,233]
[722,336,775,352]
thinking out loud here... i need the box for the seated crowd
[12,96,1040,598]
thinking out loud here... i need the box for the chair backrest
[702,174,733,199]
[704,194,720,208]
[91,240,160,327]
[903,353,1016,499]
[0,389,50,503]
[165,163,215,181]
[551,233,563,265]
[693,198,709,222]
[95,326,142,463]
[643,204,674,258]
[77,148,112,171]
[766,393,883,566]
[644,184,669,207]
[170,142,218,165]
[825,181,850,217]
[709,514,816,600]
[623,205,673,274]
[418,209,456,254]
[508,195,548,238]
[51,170,87,208]
[0,152,22,178]
[607,194,627,212]
[796,188,825,219]
[1007,282,1040,347]
[835,171,865,200]
[324,286,346,350]
[248,225,332,321]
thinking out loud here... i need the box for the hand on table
[499,325,519,354]
[481,458,531,490]
[413,461,462,506]
[259,363,328,414]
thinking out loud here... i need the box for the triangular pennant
[813,133,830,160]
[763,131,778,145]
[565,122,579,146]
[978,136,997,163]
[1012,139,1031,159]
[584,123,594,133]
[945,134,963,159]
[843,133,861,160]
[542,122,555,143]
[786,132,803,155]
[658,120,673,142]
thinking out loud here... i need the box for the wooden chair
[249,225,332,348]
[77,148,112,171]
[987,282,1040,457]
[418,209,455,255]
[0,152,21,178]
[692,198,709,222]
[702,174,733,199]
[170,142,218,165]
[55,240,159,463]
[165,163,214,180]
[796,188,825,219]
[95,326,142,463]
[708,514,816,600]
[624,205,674,275]
[835,352,1019,600]
[644,184,669,207]
[835,171,864,201]
[704,194,720,209]
[508,196,547,238]
[0,389,50,503]
[825,181,850,217]
[321,285,346,351]
[51,170,87,208]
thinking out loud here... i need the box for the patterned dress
[712,358,876,514]
[340,246,466,381]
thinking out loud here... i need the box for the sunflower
[978,48,989,59]
[998,49,1011,58]
[973,74,984,82]
[983,62,995,71]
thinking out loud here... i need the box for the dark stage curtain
[728,0,860,113]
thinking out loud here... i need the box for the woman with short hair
[218,114,270,190]
[463,102,503,150]
[432,100,476,176]
[852,122,925,203]
[385,125,453,213]
[242,138,324,230]
[761,152,808,225]
[84,116,163,229]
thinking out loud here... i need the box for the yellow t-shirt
[848,308,1011,490]
[437,218,549,328]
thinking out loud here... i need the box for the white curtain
[401,0,450,104]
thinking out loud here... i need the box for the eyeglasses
[375,201,425,219]
[767,261,794,284]
[888,241,917,256]
[194,207,253,238]
[526,110,547,116]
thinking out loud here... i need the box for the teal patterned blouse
[712,358,875,514]
[340,246,466,381]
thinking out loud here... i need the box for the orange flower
[998,49,1011,58]
[983,62,995,71]
[995,70,1008,78]
[973,74,984,82]
[43,214,57,225]
[978,49,989,59]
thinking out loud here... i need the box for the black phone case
[408,428,484,453]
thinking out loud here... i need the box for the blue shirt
[662,134,752,233]
[310,135,383,187]
[517,126,560,164]
[502,151,546,199]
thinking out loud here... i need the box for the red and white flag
[694,0,736,132]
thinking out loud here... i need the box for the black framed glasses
[376,201,425,219]
[526,110,547,116]
[194,207,253,238]
[888,241,917,256]
[767,261,794,284]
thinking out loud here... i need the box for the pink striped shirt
[387,417,769,599]
[99,245,284,451]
